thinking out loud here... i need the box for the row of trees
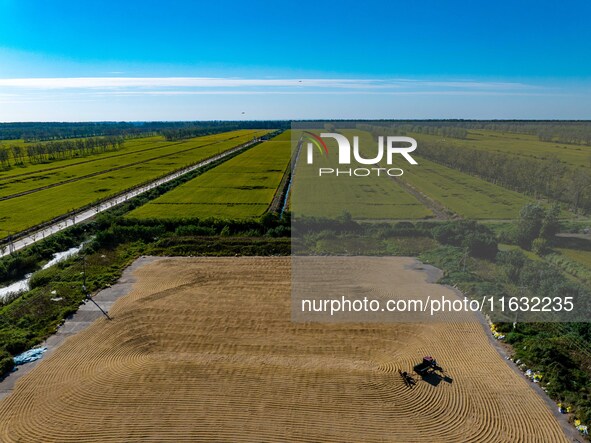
[452,121,591,145]
[0,121,291,142]
[0,122,156,142]
[360,121,591,145]
[26,136,125,164]
[0,136,125,168]
[161,127,219,141]
[161,121,290,141]
[439,121,591,145]
[536,125,591,145]
[4,121,588,145]
[0,149,11,168]
[357,123,468,139]
[417,140,591,213]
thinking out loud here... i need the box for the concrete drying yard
[0,257,568,442]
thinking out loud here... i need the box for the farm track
[392,178,452,220]
[367,157,451,220]
[0,257,569,442]
[0,133,255,201]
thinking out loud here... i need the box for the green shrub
[497,224,518,244]
[532,237,550,255]
[0,350,14,378]
[29,266,62,289]
[496,249,527,283]
[433,220,498,259]
[0,329,29,355]
[174,225,216,236]
[462,232,498,260]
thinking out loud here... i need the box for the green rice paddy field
[127,131,292,220]
[0,130,269,238]
[2,126,585,238]
[400,157,533,219]
[288,128,431,220]
[291,129,536,220]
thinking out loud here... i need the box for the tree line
[0,121,291,142]
[161,127,222,141]
[3,121,589,145]
[0,136,125,168]
[415,140,591,214]
[452,121,591,145]
[357,123,468,139]
[161,121,290,141]
[0,122,156,142]
[359,121,591,145]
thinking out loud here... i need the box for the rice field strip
[0,132,260,201]
[267,140,300,214]
[289,133,433,220]
[128,133,292,220]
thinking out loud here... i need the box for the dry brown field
[0,257,568,442]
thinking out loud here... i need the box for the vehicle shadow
[418,371,454,387]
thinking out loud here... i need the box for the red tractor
[413,356,444,375]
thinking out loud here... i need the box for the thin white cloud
[0,76,539,91]
[92,90,559,97]
[0,77,377,89]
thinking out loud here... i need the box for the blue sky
[0,0,590,121]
